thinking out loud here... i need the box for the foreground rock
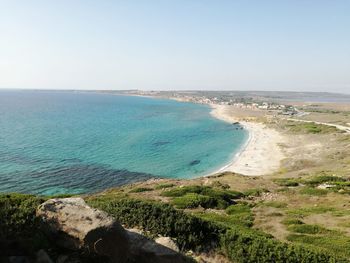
[155,237,180,252]
[36,198,129,262]
[36,198,189,263]
[127,230,187,263]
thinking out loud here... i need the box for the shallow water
[0,90,247,195]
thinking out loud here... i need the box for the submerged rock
[36,198,129,262]
[189,160,200,166]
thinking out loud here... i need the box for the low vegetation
[128,187,153,193]
[154,183,175,190]
[2,191,348,262]
[285,121,342,134]
[273,178,300,187]
[87,194,346,262]
[86,196,224,251]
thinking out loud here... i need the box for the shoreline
[210,104,285,176]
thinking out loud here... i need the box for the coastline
[100,92,286,176]
[210,104,285,176]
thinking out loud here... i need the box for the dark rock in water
[189,160,200,166]
[153,141,170,147]
[12,164,157,195]
[36,198,130,263]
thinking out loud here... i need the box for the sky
[0,1,350,93]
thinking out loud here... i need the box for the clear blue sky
[1,0,349,93]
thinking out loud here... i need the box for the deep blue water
[0,90,247,195]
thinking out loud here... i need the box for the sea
[0,90,247,195]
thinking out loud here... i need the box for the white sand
[210,105,285,176]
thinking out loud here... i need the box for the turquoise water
[0,90,247,195]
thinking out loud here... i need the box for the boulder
[126,230,187,263]
[36,250,53,263]
[36,198,129,262]
[155,237,180,252]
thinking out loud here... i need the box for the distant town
[115,90,305,117]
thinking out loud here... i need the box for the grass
[195,203,254,228]
[286,207,336,217]
[285,122,341,134]
[281,218,304,226]
[260,201,288,208]
[0,193,50,254]
[303,175,346,186]
[226,203,252,215]
[129,187,153,193]
[273,178,300,187]
[161,185,243,199]
[299,187,328,196]
[287,224,330,234]
[267,212,284,217]
[287,234,350,258]
[154,183,175,190]
[243,188,269,197]
[210,181,230,190]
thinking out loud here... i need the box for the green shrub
[0,193,44,238]
[161,185,204,197]
[0,193,49,253]
[162,185,241,209]
[172,193,217,209]
[129,187,153,193]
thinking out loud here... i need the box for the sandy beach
[210,104,285,176]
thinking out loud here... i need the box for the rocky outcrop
[36,198,129,262]
[36,198,189,263]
